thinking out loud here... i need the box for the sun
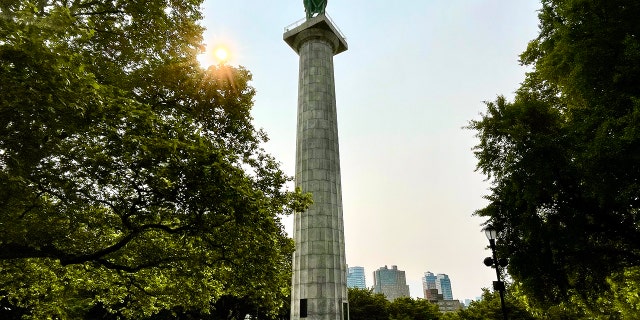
[197,44,232,68]
[214,47,229,63]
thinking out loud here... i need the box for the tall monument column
[284,5,349,320]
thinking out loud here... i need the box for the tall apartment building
[423,271,460,312]
[422,271,438,300]
[436,273,453,300]
[422,272,454,301]
[373,265,410,301]
[347,266,366,289]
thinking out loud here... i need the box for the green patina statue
[304,0,327,19]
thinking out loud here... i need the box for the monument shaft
[284,14,349,320]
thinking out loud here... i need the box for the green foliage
[451,288,535,320]
[347,288,389,320]
[469,0,640,316]
[606,267,640,319]
[347,288,441,320]
[0,0,309,318]
[388,297,441,320]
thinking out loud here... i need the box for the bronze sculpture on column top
[304,0,327,19]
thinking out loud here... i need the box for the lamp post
[482,225,508,320]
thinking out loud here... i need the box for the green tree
[347,288,389,320]
[0,1,309,318]
[388,297,441,320]
[468,0,640,314]
[605,267,640,319]
[452,288,535,320]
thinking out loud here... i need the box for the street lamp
[482,224,508,320]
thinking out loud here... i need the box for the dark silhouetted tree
[469,0,640,315]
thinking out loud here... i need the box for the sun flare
[214,47,229,62]
[197,44,232,68]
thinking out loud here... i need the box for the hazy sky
[199,0,541,301]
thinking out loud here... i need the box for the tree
[605,267,640,319]
[469,0,640,314]
[347,288,389,320]
[388,297,441,320]
[0,1,309,318]
[452,288,536,320]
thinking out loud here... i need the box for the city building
[373,265,410,301]
[425,289,443,302]
[436,273,453,300]
[464,299,474,308]
[347,266,366,289]
[422,271,438,300]
[423,271,461,313]
[436,300,463,313]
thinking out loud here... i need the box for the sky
[199,0,542,301]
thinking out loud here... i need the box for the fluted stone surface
[284,15,349,320]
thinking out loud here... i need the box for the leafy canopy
[446,288,535,320]
[469,0,640,315]
[347,288,390,320]
[0,0,309,318]
[347,288,442,320]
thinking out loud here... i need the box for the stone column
[284,14,349,320]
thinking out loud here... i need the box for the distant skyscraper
[436,273,453,300]
[373,265,410,301]
[347,266,366,289]
[422,271,438,300]
[464,299,473,307]
[423,271,454,301]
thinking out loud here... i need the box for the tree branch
[95,256,187,273]
[71,10,126,17]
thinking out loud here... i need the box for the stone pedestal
[284,14,349,320]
